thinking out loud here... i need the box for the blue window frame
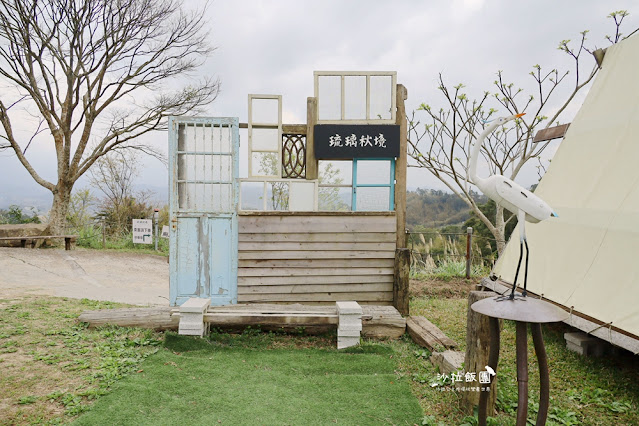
[352,159,395,211]
[318,158,395,212]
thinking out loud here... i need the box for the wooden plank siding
[237,214,396,305]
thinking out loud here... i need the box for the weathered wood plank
[202,313,338,326]
[240,122,307,135]
[395,84,408,248]
[533,123,570,142]
[238,241,396,251]
[393,248,410,315]
[239,258,395,268]
[406,316,458,351]
[238,267,394,277]
[361,305,406,339]
[238,283,393,294]
[239,250,395,260]
[77,307,177,330]
[305,96,318,179]
[238,232,396,243]
[239,215,396,233]
[238,292,394,303]
[238,274,393,286]
[208,303,337,314]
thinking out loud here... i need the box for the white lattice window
[248,95,282,178]
[314,71,397,124]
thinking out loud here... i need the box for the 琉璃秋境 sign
[314,124,399,159]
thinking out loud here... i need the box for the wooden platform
[79,304,406,339]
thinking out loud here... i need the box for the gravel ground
[0,247,169,306]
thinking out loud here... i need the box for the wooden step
[406,316,457,351]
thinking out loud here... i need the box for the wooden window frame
[248,94,282,178]
[314,71,397,124]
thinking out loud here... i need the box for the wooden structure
[0,235,77,250]
[237,213,396,305]
[77,303,406,338]
[169,72,410,315]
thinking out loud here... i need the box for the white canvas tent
[491,33,639,353]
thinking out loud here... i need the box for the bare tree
[408,11,633,255]
[0,0,219,234]
[90,150,138,231]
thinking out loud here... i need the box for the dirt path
[0,247,169,306]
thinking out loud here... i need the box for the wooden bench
[0,235,78,250]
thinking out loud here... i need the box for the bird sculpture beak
[551,212,559,218]
[515,113,526,118]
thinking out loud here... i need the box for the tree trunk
[494,205,506,256]
[48,183,73,235]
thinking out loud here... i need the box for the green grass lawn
[73,333,422,425]
[3,279,639,425]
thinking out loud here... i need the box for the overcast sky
[1,0,637,208]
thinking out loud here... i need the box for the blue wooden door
[168,117,239,306]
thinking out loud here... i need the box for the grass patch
[405,276,639,425]
[74,332,422,425]
[0,296,162,424]
[74,227,169,256]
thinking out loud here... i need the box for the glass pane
[318,187,351,211]
[357,160,391,185]
[184,123,197,151]
[251,152,279,177]
[266,182,289,211]
[318,75,341,120]
[240,182,264,210]
[318,160,352,186]
[344,76,366,120]
[251,98,279,124]
[220,155,232,182]
[356,187,390,211]
[220,125,231,153]
[251,127,279,151]
[178,182,189,209]
[218,183,232,211]
[177,124,186,151]
[212,125,221,152]
[370,75,392,120]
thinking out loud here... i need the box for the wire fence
[407,229,498,278]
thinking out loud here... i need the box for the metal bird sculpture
[467,113,558,300]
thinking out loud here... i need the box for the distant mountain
[0,183,169,213]
[406,188,486,229]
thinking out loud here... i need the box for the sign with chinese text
[132,219,153,244]
[314,124,400,159]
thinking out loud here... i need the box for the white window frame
[248,94,282,178]
[239,178,319,211]
[314,71,397,124]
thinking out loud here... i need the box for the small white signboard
[161,225,170,239]
[132,219,153,244]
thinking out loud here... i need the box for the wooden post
[462,291,500,415]
[102,220,106,249]
[306,97,318,180]
[393,248,410,315]
[394,84,408,248]
[466,227,473,279]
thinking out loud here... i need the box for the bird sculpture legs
[497,210,529,301]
